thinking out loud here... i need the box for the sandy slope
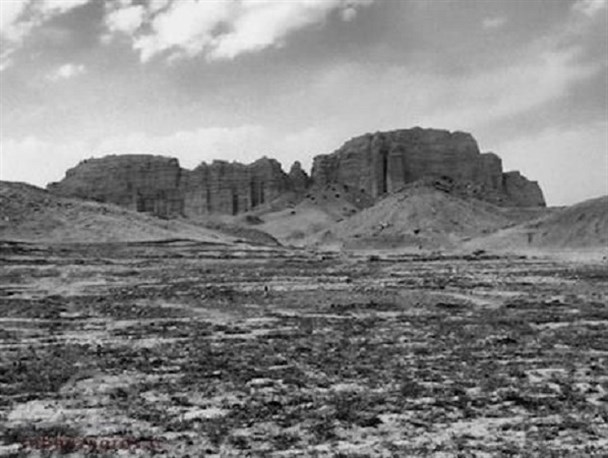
[310,186,529,250]
[465,195,608,254]
[0,181,235,244]
[253,184,374,245]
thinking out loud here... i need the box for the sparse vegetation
[0,241,607,455]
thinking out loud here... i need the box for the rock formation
[48,127,545,218]
[47,155,184,218]
[288,161,310,194]
[183,157,291,216]
[311,128,545,207]
[49,155,293,218]
[501,171,546,207]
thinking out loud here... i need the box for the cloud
[0,0,370,66]
[308,43,601,136]
[105,0,375,62]
[340,6,359,22]
[482,16,507,30]
[0,1,30,41]
[572,0,608,17]
[105,3,145,35]
[38,0,92,15]
[47,63,86,81]
[134,0,233,61]
[206,0,374,61]
[303,0,604,136]
[415,47,601,129]
[0,0,93,70]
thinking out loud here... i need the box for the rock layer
[183,157,293,216]
[48,127,545,218]
[311,128,545,207]
[49,155,298,217]
[48,155,184,218]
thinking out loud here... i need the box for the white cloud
[0,1,30,41]
[1,0,373,65]
[105,0,375,62]
[47,63,86,81]
[149,0,171,14]
[134,0,233,61]
[308,43,601,136]
[482,16,507,30]
[0,0,93,70]
[38,0,91,15]
[105,4,145,34]
[340,6,358,22]
[415,47,601,129]
[572,0,608,17]
[207,0,372,61]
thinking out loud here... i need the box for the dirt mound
[246,183,374,245]
[466,195,608,251]
[0,181,236,244]
[311,184,529,250]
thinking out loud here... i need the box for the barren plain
[1,240,607,457]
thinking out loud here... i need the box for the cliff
[49,155,301,218]
[48,127,545,218]
[311,128,545,207]
[183,157,294,215]
[47,155,184,218]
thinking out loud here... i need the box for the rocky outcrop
[49,155,293,217]
[48,155,184,218]
[311,128,545,207]
[48,127,546,218]
[288,161,310,194]
[183,157,291,215]
[502,171,545,207]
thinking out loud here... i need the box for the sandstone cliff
[288,161,310,194]
[183,157,292,215]
[47,155,185,218]
[48,127,545,219]
[311,128,545,207]
[49,155,294,218]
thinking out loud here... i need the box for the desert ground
[1,237,607,457]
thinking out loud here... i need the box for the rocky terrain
[0,181,273,245]
[2,126,606,456]
[48,127,545,220]
[1,240,607,456]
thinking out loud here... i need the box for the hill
[308,182,549,250]
[465,196,608,252]
[247,183,375,245]
[0,181,238,244]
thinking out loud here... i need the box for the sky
[0,0,606,206]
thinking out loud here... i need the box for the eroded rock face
[288,161,310,194]
[184,157,291,215]
[48,155,184,218]
[502,171,546,207]
[49,155,293,217]
[48,127,545,218]
[311,128,545,207]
